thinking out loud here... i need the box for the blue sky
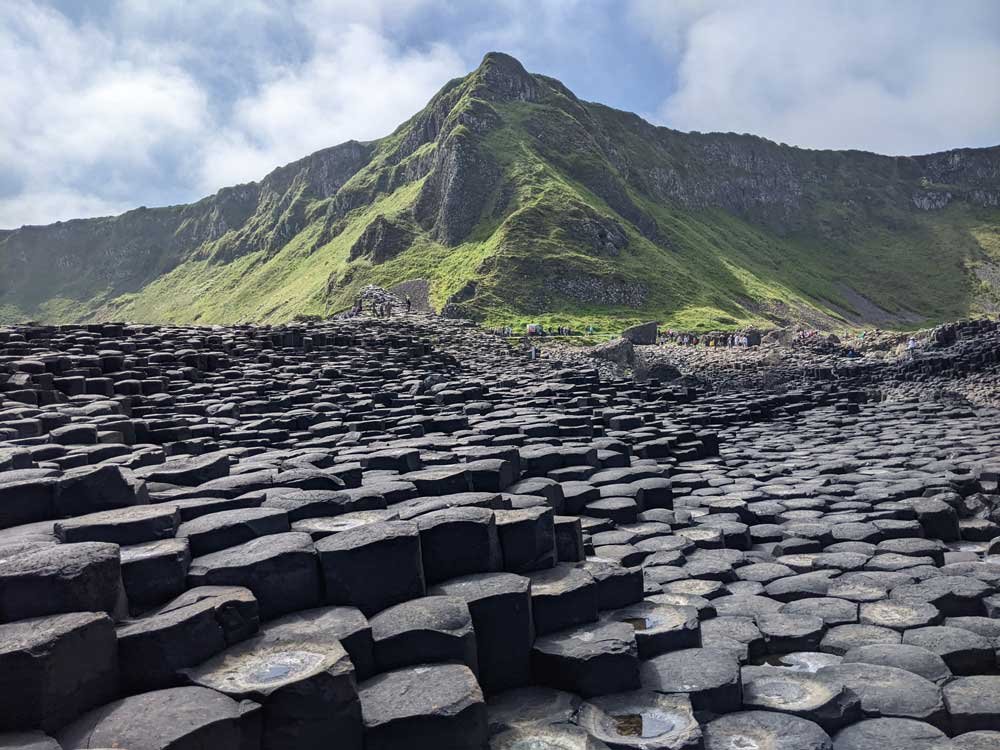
[2,0,999,228]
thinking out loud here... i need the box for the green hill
[2,52,999,332]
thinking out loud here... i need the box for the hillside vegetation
[2,52,999,332]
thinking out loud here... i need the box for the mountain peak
[472,51,540,103]
[1,53,999,330]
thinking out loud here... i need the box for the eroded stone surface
[1,313,999,747]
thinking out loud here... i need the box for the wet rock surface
[1,312,999,747]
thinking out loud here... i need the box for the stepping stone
[820,624,901,655]
[0,542,123,622]
[704,711,832,750]
[817,663,945,726]
[0,476,59,529]
[890,576,992,617]
[781,597,858,626]
[292,509,399,540]
[701,615,765,661]
[600,601,701,658]
[646,592,717,619]
[901,625,996,675]
[56,686,257,750]
[187,531,321,620]
[55,464,137,516]
[664,578,725,600]
[859,600,941,630]
[756,612,826,653]
[943,676,1000,733]
[490,724,610,749]
[184,627,361,750]
[177,507,290,556]
[120,537,191,609]
[740,667,861,732]
[153,585,260,645]
[0,732,60,750]
[0,612,117,733]
[431,572,533,693]
[359,663,486,750]
[316,520,425,616]
[402,466,471,496]
[582,559,645,610]
[529,564,599,635]
[135,452,230,486]
[54,504,180,545]
[117,595,232,693]
[370,595,478,674]
[415,506,502,584]
[944,616,1000,640]
[531,620,639,697]
[263,488,385,520]
[486,686,581,732]
[508,478,565,513]
[952,731,1000,750]
[832,717,949,750]
[771,651,844,672]
[170,495,264,522]
[640,647,742,713]
[493,506,556,572]
[576,691,701,750]
[841,643,951,684]
[257,605,375,681]
[554,516,586,561]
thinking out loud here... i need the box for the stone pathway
[1,314,998,749]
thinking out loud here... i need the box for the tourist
[405,296,412,313]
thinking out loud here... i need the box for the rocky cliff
[2,52,999,330]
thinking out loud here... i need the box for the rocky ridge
[2,53,999,329]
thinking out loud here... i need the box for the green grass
[3,55,999,333]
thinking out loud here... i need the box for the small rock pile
[0,313,999,750]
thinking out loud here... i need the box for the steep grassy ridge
[2,53,998,331]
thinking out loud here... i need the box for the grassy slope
[5,69,999,333]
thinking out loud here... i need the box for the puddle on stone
[611,711,676,738]
[241,650,325,686]
[755,652,837,673]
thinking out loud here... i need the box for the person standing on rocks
[405,296,412,313]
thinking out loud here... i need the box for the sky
[2,0,999,229]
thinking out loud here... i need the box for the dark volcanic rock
[1,312,1000,748]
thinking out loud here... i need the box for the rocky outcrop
[621,322,658,345]
[564,214,628,256]
[348,216,414,263]
[415,131,500,246]
[912,191,952,210]
[2,52,998,326]
[543,275,647,309]
[0,139,374,312]
[587,337,635,367]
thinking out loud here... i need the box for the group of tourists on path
[348,294,412,319]
[490,324,581,338]
[658,329,755,349]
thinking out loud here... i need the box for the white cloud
[198,23,464,189]
[0,2,209,226]
[0,0,465,228]
[630,0,1000,154]
[2,0,997,229]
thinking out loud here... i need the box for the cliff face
[2,52,999,330]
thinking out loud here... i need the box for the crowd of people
[658,330,755,348]
[489,325,584,338]
[348,293,413,319]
